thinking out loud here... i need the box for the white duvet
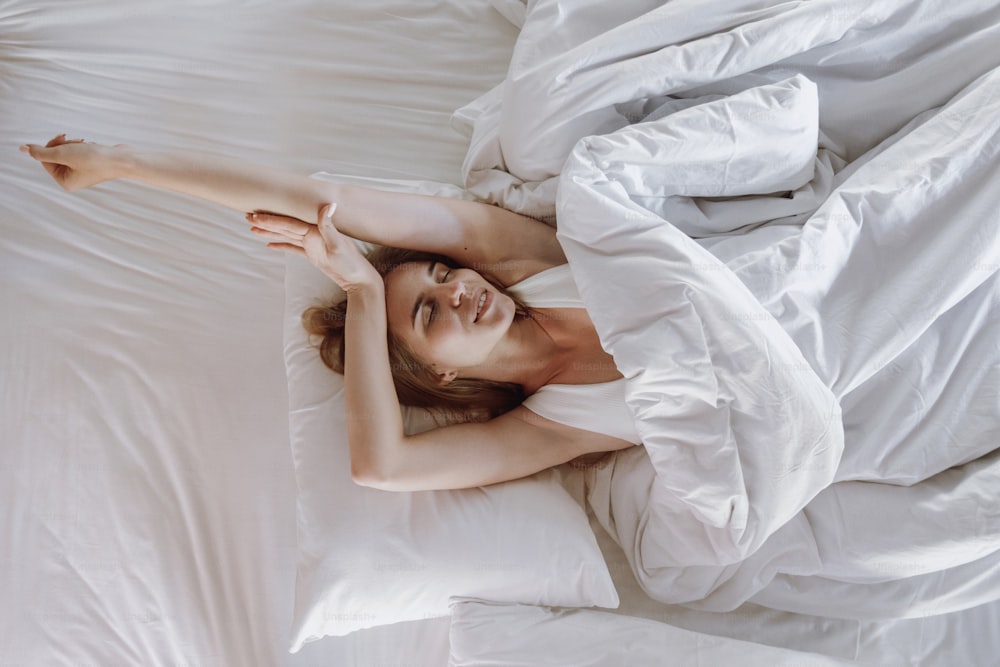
[462,0,1000,620]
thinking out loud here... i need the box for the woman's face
[383,261,516,380]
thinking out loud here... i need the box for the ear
[436,369,458,386]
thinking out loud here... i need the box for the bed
[3,1,999,665]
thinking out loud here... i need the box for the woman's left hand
[20,134,126,191]
[248,205,381,294]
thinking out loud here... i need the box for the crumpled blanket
[460,0,1000,619]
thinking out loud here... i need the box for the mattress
[0,1,514,664]
[3,1,999,665]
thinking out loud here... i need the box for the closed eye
[427,267,452,326]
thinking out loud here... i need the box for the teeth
[476,292,487,319]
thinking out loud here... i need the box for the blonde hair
[301,245,530,422]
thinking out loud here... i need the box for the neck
[462,310,570,394]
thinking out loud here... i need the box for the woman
[21,134,638,492]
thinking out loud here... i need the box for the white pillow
[447,600,859,667]
[284,174,618,652]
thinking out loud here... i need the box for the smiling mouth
[474,290,489,322]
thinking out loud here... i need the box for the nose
[434,274,466,309]
[444,279,466,308]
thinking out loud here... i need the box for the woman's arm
[267,205,407,478]
[21,135,564,283]
[340,277,408,481]
[362,405,633,492]
[250,207,630,491]
[343,275,630,490]
[333,247,630,490]
[345,283,629,490]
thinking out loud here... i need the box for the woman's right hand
[19,134,126,191]
[249,205,383,294]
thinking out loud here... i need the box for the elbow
[349,436,421,491]
[351,458,409,492]
[347,435,392,489]
[350,458,385,489]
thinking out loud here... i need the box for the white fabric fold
[557,77,844,576]
[559,66,1000,615]
[466,0,1000,618]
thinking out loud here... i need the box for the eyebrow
[411,262,437,331]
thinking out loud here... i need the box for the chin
[496,294,518,324]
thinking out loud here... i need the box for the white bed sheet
[5,1,1000,666]
[581,500,1000,666]
[0,1,515,665]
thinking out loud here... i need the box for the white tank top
[506,264,642,446]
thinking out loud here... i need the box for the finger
[247,210,309,224]
[317,205,345,248]
[246,211,315,228]
[318,203,338,225]
[250,226,305,245]
[19,144,43,159]
[45,134,67,148]
[266,243,307,256]
[247,212,313,236]
[19,143,61,163]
